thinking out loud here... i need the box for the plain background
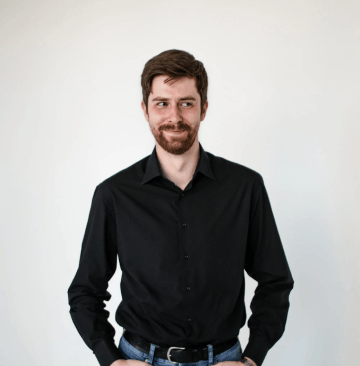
[1,0,359,365]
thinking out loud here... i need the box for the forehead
[150,75,199,98]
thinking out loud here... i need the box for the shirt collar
[141,142,216,185]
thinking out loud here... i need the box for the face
[141,74,208,155]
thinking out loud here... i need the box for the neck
[156,141,200,184]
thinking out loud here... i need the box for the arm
[242,175,294,366]
[67,185,125,366]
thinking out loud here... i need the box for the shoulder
[206,150,264,186]
[99,154,149,189]
[93,153,150,208]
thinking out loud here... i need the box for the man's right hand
[110,359,150,366]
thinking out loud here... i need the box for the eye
[156,102,193,107]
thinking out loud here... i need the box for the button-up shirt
[67,142,294,366]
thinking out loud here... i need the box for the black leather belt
[123,329,238,363]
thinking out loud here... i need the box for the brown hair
[141,49,208,115]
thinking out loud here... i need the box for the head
[141,49,209,155]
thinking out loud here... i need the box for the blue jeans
[118,332,243,366]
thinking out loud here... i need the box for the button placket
[178,187,193,345]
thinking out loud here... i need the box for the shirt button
[184,254,189,259]
[186,286,190,291]
[187,318,191,322]
[181,193,184,197]
[182,223,187,227]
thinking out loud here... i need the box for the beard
[149,120,200,155]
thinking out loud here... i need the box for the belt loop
[207,344,215,366]
[145,343,158,365]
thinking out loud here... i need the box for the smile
[164,130,186,135]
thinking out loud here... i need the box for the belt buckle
[167,346,186,364]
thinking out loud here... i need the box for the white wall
[1,0,359,365]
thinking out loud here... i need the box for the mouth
[164,130,186,135]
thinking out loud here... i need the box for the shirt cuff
[93,337,126,366]
[241,337,269,366]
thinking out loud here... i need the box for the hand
[243,357,257,366]
[216,357,257,366]
[110,360,125,366]
[125,361,151,366]
[110,360,149,366]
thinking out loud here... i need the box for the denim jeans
[118,331,243,366]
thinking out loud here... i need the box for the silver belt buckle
[167,346,186,364]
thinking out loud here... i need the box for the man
[67,49,294,366]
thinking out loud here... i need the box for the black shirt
[67,142,294,366]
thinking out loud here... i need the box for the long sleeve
[67,185,125,366]
[242,174,294,366]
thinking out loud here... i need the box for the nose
[167,103,182,124]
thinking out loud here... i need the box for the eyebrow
[151,96,197,102]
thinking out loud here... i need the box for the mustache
[162,125,188,131]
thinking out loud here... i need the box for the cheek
[149,109,167,122]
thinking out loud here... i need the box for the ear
[200,100,208,121]
[141,100,149,122]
